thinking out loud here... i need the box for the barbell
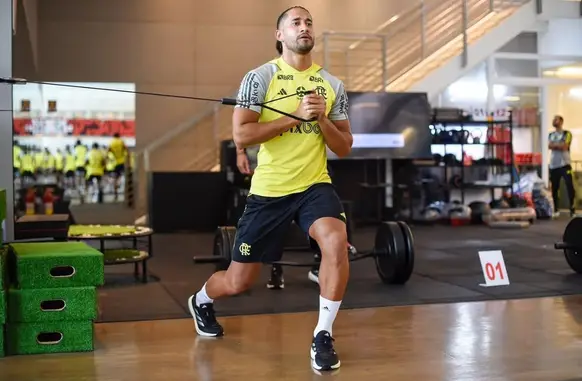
[554,217,582,274]
[192,220,415,285]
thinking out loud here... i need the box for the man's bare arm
[549,132,572,151]
[549,142,567,150]
[318,117,352,158]
[232,108,297,149]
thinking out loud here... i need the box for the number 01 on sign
[478,250,510,287]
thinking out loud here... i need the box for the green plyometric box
[8,242,104,289]
[0,325,4,358]
[8,286,97,323]
[0,245,5,288]
[6,320,94,356]
[0,188,5,223]
[0,291,5,325]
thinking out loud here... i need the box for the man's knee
[224,262,261,294]
[311,219,348,262]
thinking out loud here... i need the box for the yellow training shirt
[21,154,34,172]
[235,57,349,197]
[109,137,126,165]
[75,145,88,168]
[13,146,21,168]
[64,153,76,172]
[55,152,64,171]
[86,149,105,177]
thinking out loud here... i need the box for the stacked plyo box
[5,241,104,356]
[0,188,7,357]
[0,246,6,358]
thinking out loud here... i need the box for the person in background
[106,148,116,175]
[20,147,35,181]
[55,148,64,185]
[74,140,88,191]
[44,148,56,175]
[34,147,45,176]
[549,115,576,218]
[63,146,76,189]
[101,144,115,194]
[85,142,106,203]
[13,140,22,178]
[108,133,128,201]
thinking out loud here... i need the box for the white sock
[195,283,213,307]
[314,296,342,337]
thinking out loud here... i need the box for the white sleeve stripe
[239,72,256,109]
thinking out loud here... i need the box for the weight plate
[225,226,236,263]
[562,217,582,274]
[387,221,410,284]
[374,221,409,284]
[213,226,236,271]
[396,221,415,282]
[374,222,396,283]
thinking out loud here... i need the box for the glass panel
[12,82,136,210]
[494,58,539,78]
[495,86,540,155]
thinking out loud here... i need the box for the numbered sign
[478,250,510,287]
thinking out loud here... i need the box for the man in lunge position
[188,5,352,371]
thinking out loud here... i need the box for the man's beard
[288,40,314,55]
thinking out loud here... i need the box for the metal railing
[317,0,531,93]
[133,0,531,216]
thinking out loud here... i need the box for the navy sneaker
[310,330,340,371]
[308,268,319,284]
[308,253,321,285]
[267,264,285,290]
[188,294,224,337]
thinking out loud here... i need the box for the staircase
[318,0,534,97]
[134,0,535,217]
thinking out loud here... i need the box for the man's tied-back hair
[275,6,310,55]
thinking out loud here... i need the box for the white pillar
[541,85,550,186]
[486,56,495,112]
[0,0,14,241]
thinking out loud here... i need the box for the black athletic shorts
[114,163,125,176]
[232,182,345,263]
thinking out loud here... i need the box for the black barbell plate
[373,221,399,284]
[373,221,413,285]
[212,228,222,257]
[213,226,235,271]
[386,221,410,284]
[225,226,236,266]
[396,221,415,283]
[561,217,582,274]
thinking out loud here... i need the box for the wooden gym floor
[4,296,582,380]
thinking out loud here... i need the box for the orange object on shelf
[42,188,54,215]
[25,188,36,215]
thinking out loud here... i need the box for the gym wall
[12,0,36,80]
[12,0,412,150]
